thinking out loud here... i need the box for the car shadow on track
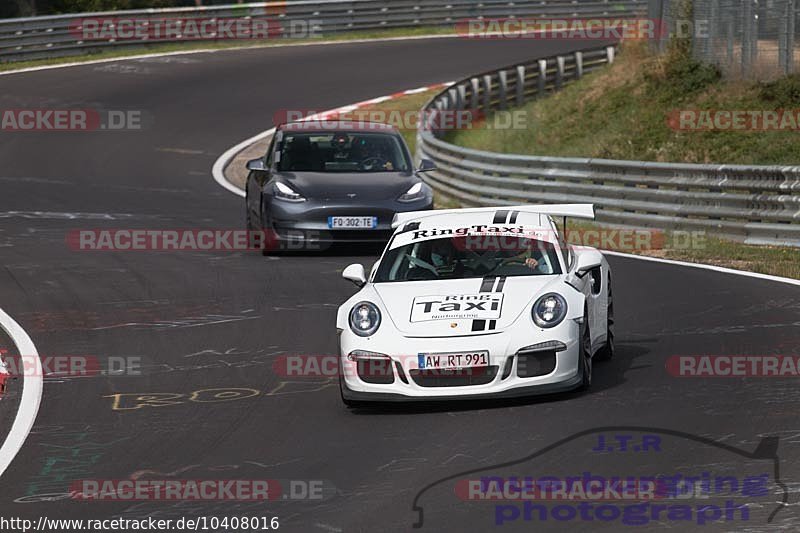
[345,341,655,415]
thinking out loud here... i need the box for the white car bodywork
[336,204,613,403]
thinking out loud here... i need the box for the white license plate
[328,216,377,229]
[417,351,489,370]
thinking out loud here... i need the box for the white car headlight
[349,302,381,337]
[398,182,425,202]
[532,293,568,328]
[274,181,305,202]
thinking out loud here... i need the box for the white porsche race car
[336,204,614,405]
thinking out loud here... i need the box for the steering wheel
[360,156,383,171]
[406,255,438,275]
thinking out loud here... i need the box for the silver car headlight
[531,293,568,328]
[274,181,306,202]
[349,302,381,337]
[397,182,425,202]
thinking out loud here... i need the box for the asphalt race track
[1,36,799,532]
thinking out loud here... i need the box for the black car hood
[275,171,418,201]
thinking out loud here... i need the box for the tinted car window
[277,132,409,173]
[374,235,563,282]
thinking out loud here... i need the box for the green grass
[446,42,800,165]
[0,25,457,73]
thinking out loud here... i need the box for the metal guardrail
[416,45,800,247]
[0,0,645,63]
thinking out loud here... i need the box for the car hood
[276,171,417,201]
[373,276,563,338]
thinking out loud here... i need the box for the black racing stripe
[492,210,509,224]
[488,320,497,330]
[479,277,496,292]
[508,211,519,223]
[471,320,486,332]
[495,277,506,292]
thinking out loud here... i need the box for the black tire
[245,203,254,231]
[578,314,592,390]
[245,201,269,254]
[257,207,277,257]
[595,275,615,361]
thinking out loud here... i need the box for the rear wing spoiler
[391,204,595,229]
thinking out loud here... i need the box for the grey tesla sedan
[245,121,435,252]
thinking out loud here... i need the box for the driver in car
[353,136,394,171]
[501,237,550,273]
[430,238,455,269]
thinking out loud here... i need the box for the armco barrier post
[516,65,526,106]
[498,70,508,109]
[555,56,565,89]
[470,77,480,109]
[538,59,547,95]
[482,74,493,113]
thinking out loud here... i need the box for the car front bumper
[265,197,433,245]
[338,319,583,401]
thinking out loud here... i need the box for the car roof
[279,120,400,134]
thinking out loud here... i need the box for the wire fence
[652,0,799,78]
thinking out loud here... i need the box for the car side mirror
[573,249,603,278]
[246,158,267,172]
[342,263,366,288]
[417,159,436,173]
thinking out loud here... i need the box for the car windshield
[277,131,410,173]
[374,235,563,282]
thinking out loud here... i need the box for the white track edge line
[211,128,274,198]
[0,307,42,479]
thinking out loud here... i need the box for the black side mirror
[417,159,436,172]
[246,158,267,172]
